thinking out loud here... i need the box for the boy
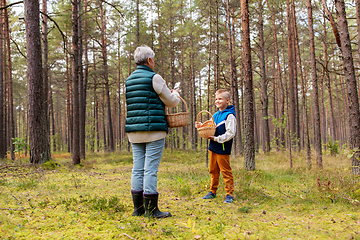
[196,89,236,203]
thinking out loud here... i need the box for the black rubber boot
[131,190,145,216]
[144,193,172,218]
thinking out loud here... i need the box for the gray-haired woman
[125,45,180,218]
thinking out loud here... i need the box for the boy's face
[215,92,230,111]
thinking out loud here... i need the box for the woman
[125,45,180,218]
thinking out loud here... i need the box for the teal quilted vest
[125,65,168,133]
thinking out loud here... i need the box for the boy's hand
[195,121,202,128]
[208,136,215,140]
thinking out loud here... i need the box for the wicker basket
[196,111,216,139]
[166,96,189,128]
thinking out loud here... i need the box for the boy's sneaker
[224,195,234,203]
[202,192,216,199]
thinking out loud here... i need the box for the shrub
[325,140,339,155]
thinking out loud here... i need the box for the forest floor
[0,148,359,239]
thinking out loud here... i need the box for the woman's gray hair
[134,45,155,65]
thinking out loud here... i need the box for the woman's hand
[195,121,202,128]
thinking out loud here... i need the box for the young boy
[196,89,236,203]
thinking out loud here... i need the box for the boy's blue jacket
[209,105,236,155]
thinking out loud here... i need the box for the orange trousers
[209,150,234,196]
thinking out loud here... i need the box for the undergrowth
[0,149,359,239]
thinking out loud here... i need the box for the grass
[0,149,359,239]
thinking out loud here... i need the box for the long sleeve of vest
[153,74,180,107]
[214,114,236,143]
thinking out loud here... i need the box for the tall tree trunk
[66,44,71,153]
[335,0,360,174]
[231,9,243,154]
[136,0,139,46]
[180,19,186,150]
[225,0,241,154]
[79,0,85,159]
[286,0,296,152]
[190,33,197,150]
[323,17,336,143]
[272,54,279,149]
[0,8,5,158]
[23,106,27,156]
[93,49,99,152]
[72,0,80,165]
[299,50,311,167]
[117,33,122,150]
[226,0,234,102]
[291,0,300,150]
[84,0,89,152]
[100,1,114,152]
[293,6,311,160]
[266,0,285,149]
[258,0,270,153]
[320,74,327,149]
[339,74,349,145]
[50,81,56,152]
[24,0,51,164]
[307,0,322,168]
[42,0,52,153]
[334,75,343,147]
[206,0,212,163]
[102,94,107,151]
[241,0,255,171]
[253,92,259,152]
[4,0,15,160]
[215,0,220,89]
[127,42,131,152]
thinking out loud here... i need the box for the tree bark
[294,6,310,158]
[241,0,255,171]
[215,0,220,89]
[65,43,71,153]
[322,17,337,143]
[291,3,300,150]
[321,74,328,150]
[286,0,296,153]
[231,9,243,154]
[258,0,270,153]
[4,0,15,160]
[84,0,89,152]
[50,81,56,152]
[334,75,343,147]
[100,1,114,152]
[24,0,51,164]
[0,8,5,158]
[335,0,360,174]
[72,0,80,164]
[117,32,122,150]
[266,0,285,149]
[93,47,100,152]
[307,0,322,168]
[136,0,139,46]
[79,0,85,159]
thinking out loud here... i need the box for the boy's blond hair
[215,89,231,100]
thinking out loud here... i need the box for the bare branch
[0,1,23,10]
[39,11,70,56]
[101,0,124,17]
[10,38,26,59]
